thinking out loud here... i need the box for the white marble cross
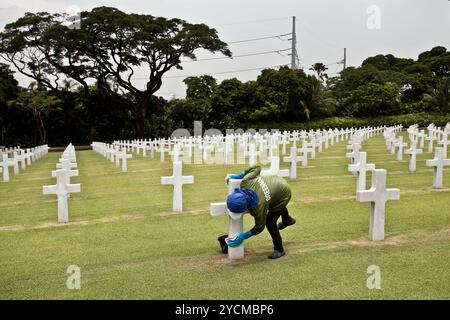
[171,144,182,163]
[56,159,77,170]
[17,150,27,170]
[52,159,79,198]
[283,147,302,179]
[346,143,361,164]
[159,140,166,163]
[10,152,19,175]
[356,169,400,241]
[426,147,450,189]
[308,137,316,160]
[316,136,323,153]
[43,169,81,223]
[149,141,155,159]
[395,137,407,161]
[348,152,375,192]
[418,130,425,148]
[298,145,309,167]
[109,145,116,164]
[0,154,16,182]
[23,149,34,166]
[210,179,244,260]
[161,161,194,212]
[116,149,132,172]
[53,159,79,180]
[404,142,423,172]
[248,143,257,167]
[438,131,450,157]
[426,133,436,153]
[261,156,289,177]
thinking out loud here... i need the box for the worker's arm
[243,166,261,180]
[226,166,261,183]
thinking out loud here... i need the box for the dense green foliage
[0,6,230,140]
[0,6,449,146]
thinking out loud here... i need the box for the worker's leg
[278,207,296,230]
[266,210,285,258]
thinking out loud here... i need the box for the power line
[180,48,290,63]
[130,64,288,80]
[227,33,291,44]
[213,16,292,27]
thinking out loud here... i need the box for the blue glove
[226,172,245,185]
[230,172,245,180]
[226,230,253,248]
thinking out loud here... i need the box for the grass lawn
[1,132,450,299]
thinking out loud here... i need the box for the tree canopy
[0,6,231,137]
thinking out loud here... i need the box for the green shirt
[240,166,292,235]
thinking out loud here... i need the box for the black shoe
[268,250,286,259]
[217,234,228,254]
[277,218,296,230]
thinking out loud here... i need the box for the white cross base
[210,179,244,260]
[43,169,81,223]
[161,161,194,212]
[356,169,400,241]
[261,156,289,177]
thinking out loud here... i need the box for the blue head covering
[226,188,259,213]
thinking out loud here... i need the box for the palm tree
[309,63,328,82]
[299,76,323,121]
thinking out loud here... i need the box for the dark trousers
[266,207,292,252]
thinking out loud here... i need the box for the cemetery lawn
[1,134,450,299]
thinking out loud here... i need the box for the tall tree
[0,7,231,137]
[9,88,62,144]
[0,63,18,104]
[184,75,217,101]
[309,62,328,82]
[0,63,19,144]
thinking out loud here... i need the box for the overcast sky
[1,0,449,98]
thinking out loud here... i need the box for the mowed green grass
[1,132,450,299]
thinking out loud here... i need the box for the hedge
[245,113,450,131]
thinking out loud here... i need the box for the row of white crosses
[0,144,49,182]
[159,126,391,214]
[349,126,401,241]
[114,139,158,159]
[357,123,450,241]
[425,123,450,188]
[113,126,387,166]
[91,142,133,172]
[158,129,357,213]
[388,124,450,187]
[42,144,81,223]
